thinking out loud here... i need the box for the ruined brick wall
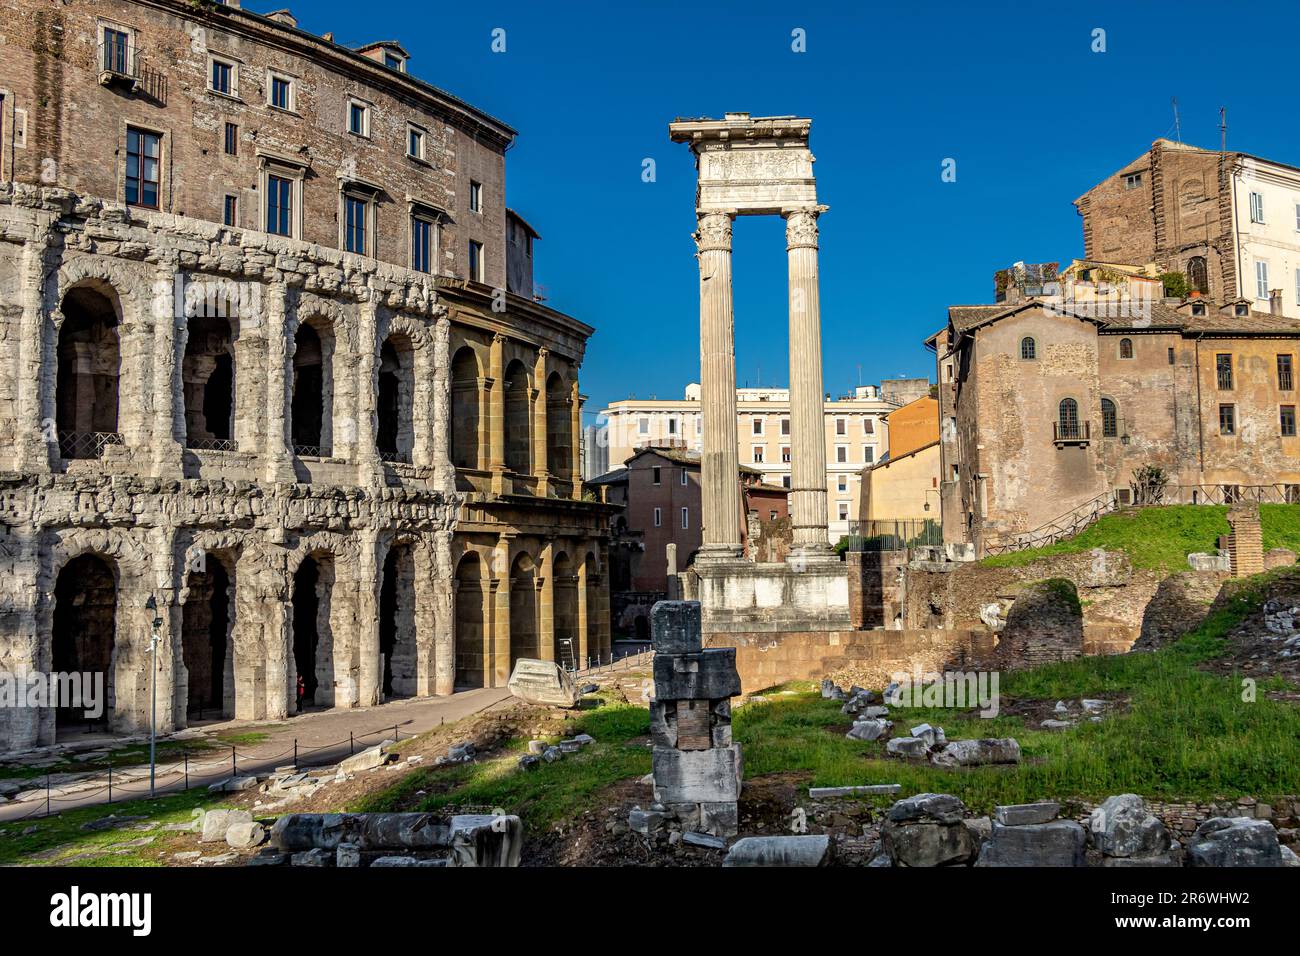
[703,627,994,695]
[996,578,1083,669]
[847,549,906,629]
[1227,504,1264,577]
[1131,570,1228,650]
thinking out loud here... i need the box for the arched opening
[181,556,233,718]
[553,552,577,667]
[1187,256,1209,295]
[183,315,236,450]
[1020,337,1036,360]
[379,542,417,698]
[451,347,481,470]
[292,318,334,456]
[509,551,538,664]
[454,552,487,689]
[55,286,122,460]
[1101,397,1119,438]
[503,359,531,474]
[1058,398,1080,440]
[377,335,414,463]
[291,552,336,709]
[546,372,573,481]
[1119,338,1134,360]
[51,554,117,731]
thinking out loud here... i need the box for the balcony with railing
[1052,419,1091,446]
[97,34,167,103]
[59,431,124,461]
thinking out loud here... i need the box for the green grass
[0,788,215,867]
[0,730,271,781]
[357,568,1300,823]
[980,504,1300,571]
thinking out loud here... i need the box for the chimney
[266,10,298,28]
[1270,289,1282,315]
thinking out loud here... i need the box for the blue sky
[264,0,1300,423]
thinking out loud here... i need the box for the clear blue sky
[262,0,1300,424]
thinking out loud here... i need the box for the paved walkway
[0,652,652,823]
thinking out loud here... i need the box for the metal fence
[841,519,943,552]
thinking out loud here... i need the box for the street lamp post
[145,594,163,797]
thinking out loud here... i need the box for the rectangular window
[835,445,847,463]
[266,174,293,236]
[864,418,874,434]
[681,507,689,530]
[269,74,292,111]
[103,27,129,74]
[752,446,764,464]
[653,507,661,528]
[781,446,791,463]
[125,127,160,209]
[1280,355,1295,391]
[348,101,368,137]
[468,240,484,282]
[837,475,847,492]
[1250,190,1265,223]
[1219,403,1236,436]
[680,469,687,486]
[1295,203,1300,231]
[863,446,874,464]
[1124,172,1142,190]
[780,418,790,436]
[223,122,238,156]
[1282,405,1297,437]
[469,180,482,213]
[638,417,649,435]
[1168,346,1175,365]
[1256,260,1270,299]
[752,418,763,435]
[407,126,425,160]
[837,502,850,521]
[384,52,405,71]
[411,215,433,273]
[782,475,791,489]
[222,194,237,227]
[1216,353,1233,390]
[344,194,368,254]
[211,59,233,95]
[652,466,661,485]
[835,418,846,435]
[667,417,677,435]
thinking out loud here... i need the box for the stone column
[432,528,456,695]
[15,226,53,473]
[539,537,555,661]
[532,348,550,494]
[576,551,590,667]
[355,296,382,486]
[695,211,742,559]
[263,278,296,483]
[356,532,381,707]
[431,315,454,490]
[784,207,832,558]
[151,260,184,478]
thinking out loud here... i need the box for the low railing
[842,519,943,552]
[58,431,123,461]
[292,444,324,458]
[186,437,238,452]
[1053,420,1091,443]
[983,490,1117,556]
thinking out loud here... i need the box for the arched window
[1119,338,1134,359]
[56,285,122,459]
[450,347,482,470]
[291,317,335,457]
[1020,337,1036,360]
[503,359,531,475]
[183,314,236,450]
[376,334,415,464]
[1058,398,1080,440]
[1101,398,1118,438]
[1186,256,1209,295]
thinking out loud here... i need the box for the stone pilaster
[488,333,508,495]
[533,347,550,494]
[151,260,185,478]
[784,206,833,558]
[355,295,383,486]
[694,211,742,559]
[570,381,584,498]
[431,315,455,490]
[15,224,53,473]
[263,277,296,483]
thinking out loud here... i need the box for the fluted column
[785,206,832,557]
[695,211,742,559]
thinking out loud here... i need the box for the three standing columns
[694,205,832,563]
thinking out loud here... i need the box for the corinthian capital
[784,207,821,251]
[693,212,733,254]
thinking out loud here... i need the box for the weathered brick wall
[846,549,905,629]
[996,578,1083,669]
[703,628,994,694]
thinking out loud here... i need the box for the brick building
[0,0,610,751]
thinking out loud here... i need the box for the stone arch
[503,358,532,475]
[553,550,577,665]
[377,331,416,463]
[454,550,490,689]
[546,371,573,481]
[51,552,119,731]
[379,537,418,697]
[291,314,336,457]
[1186,256,1209,294]
[451,345,483,470]
[584,551,601,665]
[509,549,539,663]
[182,311,238,450]
[289,546,351,709]
[55,282,123,460]
[180,549,236,719]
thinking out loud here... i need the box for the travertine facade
[0,0,609,751]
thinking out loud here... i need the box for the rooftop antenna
[1219,107,1228,153]
[1171,97,1181,142]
